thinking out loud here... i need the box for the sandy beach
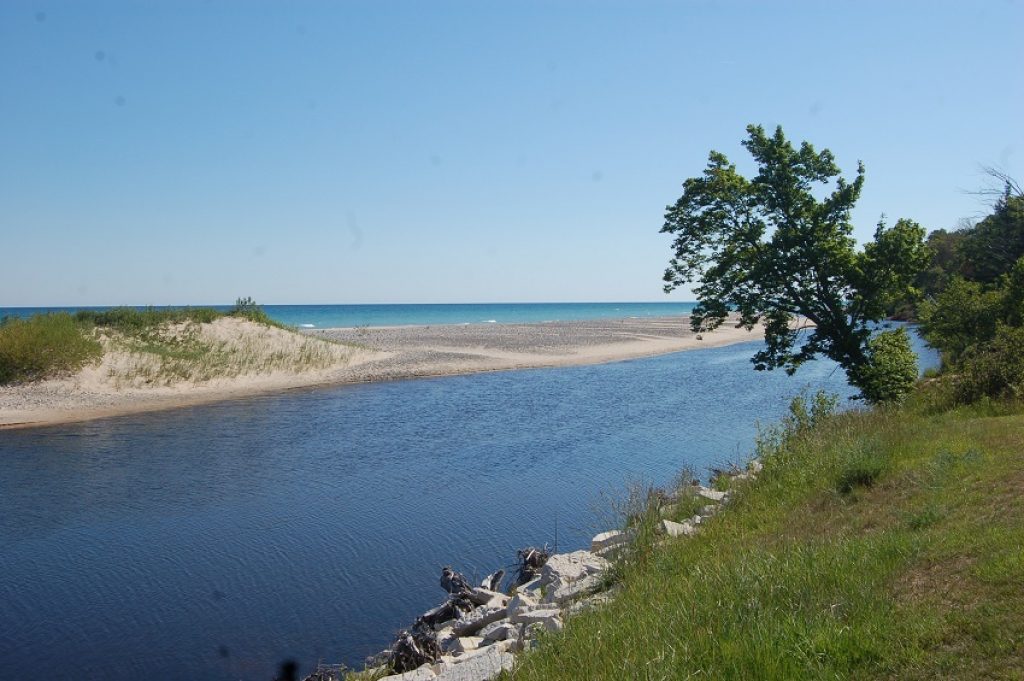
[0,315,761,429]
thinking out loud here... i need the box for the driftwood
[482,569,505,592]
[514,546,550,585]
[440,566,473,594]
[389,627,441,673]
[415,594,473,629]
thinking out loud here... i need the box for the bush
[228,297,282,327]
[0,313,103,384]
[852,328,918,404]
[918,277,1003,365]
[954,324,1024,403]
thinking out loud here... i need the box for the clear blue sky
[2,1,1021,306]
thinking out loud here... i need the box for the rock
[467,588,507,608]
[543,616,563,632]
[480,621,517,642]
[436,626,457,651]
[549,573,605,604]
[452,606,507,637]
[506,591,539,617]
[590,529,630,553]
[432,645,515,681]
[697,486,728,502]
[661,519,698,538]
[450,636,483,654]
[509,607,561,626]
[699,504,719,516]
[491,638,515,654]
[537,551,610,604]
[749,459,764,473]
[540,551,609,584]
[379,666,438,680]
[515,576,543,599]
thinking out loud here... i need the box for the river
[0,332,938,680]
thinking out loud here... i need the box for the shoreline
[0,315,763,430]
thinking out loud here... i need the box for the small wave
[485,319,497,323]
[299,324,315,328]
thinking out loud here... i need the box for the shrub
[0,313,103,384]
[852,328,918,404]
[954,324,1024,403]
[228,297,282,328]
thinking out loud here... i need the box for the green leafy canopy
[661,125,929,402]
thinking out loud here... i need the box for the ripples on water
[0,334,938,680]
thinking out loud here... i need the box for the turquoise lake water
[1,302,697,328]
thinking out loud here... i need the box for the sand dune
[1,315,764,429]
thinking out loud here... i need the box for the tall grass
[74,306,222,333]
[0,313,102,384]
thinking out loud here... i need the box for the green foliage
[228,296,279,327]
[920,253,1024,402]
[788,389,840,431]
[0,313,102,384]
[918,277,1003,365]
[958,192,1024,284]
[75,306,222,334]
[953,324,1024,403]
[849,328,919,404]
[661,125,928,402]
[916,227,969,299]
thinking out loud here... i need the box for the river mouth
[0,335,939,680]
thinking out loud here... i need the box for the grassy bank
[508,395,1024,679]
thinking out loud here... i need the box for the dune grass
[74,305,223,332]
[103,317,355,387]
[1,301,352,387]
[0,313,103,384]
[507,397,1024,680]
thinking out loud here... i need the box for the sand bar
[0,315,761,430]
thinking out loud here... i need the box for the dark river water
[0,334,939,680]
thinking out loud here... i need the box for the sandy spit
[0,315,762,430]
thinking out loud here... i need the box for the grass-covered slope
[0,313,103,384]
[510,399,1024,680]
[0,303,356,387]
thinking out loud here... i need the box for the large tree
[661,125,930,402]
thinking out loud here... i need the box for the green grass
[0,300,345,386]
[0,313,103,384]
[506,399,1024,680]
[74,306,222,333]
